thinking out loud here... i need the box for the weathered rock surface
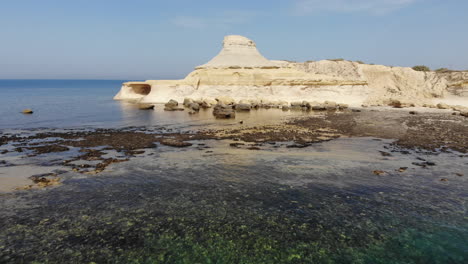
[115,35,468,108]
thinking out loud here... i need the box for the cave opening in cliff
[130,84,151,95]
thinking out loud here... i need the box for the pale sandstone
[114,35,468,108]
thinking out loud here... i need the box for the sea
[0,79,467,263]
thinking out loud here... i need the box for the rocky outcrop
[115,35,468,107]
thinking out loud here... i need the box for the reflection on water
[0,137,467,263]
[118,102,312,131]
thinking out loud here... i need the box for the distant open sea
[0,79,138,129]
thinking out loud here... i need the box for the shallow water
[1,137,467,263]
[0,80,467,263]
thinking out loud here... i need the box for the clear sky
[1,0,467,80]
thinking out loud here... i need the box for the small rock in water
[213,104,236,118]
[22,109,33,114]
[398,167,408,172]
[165,99,179,108]
[440,178,448,182]
[409,111,418,115]
[138,104,155,110]
[188,103,200,111]
[379,151,392,157]
[183,98,194,106]
[235,103,251,111]
[373,170,386,175]
[455,173,464,177]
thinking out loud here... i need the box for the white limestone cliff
[114,35,468,107]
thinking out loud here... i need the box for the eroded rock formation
[114,35,468,107]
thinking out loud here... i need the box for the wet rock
[188,103,200,111]
[379,151,392,157]
[460,111,468,117]
[247,146,261,150]
[352,109,362,112]
[282,106,290,111]
[164,106,184,111]
[388,100,403,108]
[440,178,448,182]
[213,104,236,118]
[213,109,236,118]
[235,103,251,111]
[29,173,60,188]
[229,143,245,147]
[455,173,464,177]
[188,110,197,115]
[291,101,302,107]
[398,167,408,172]
[22,109,33,114]
[287,143,311,148]
[159,139,192,148]
[311,104,327,111]
[409,111,418,115]
[373,170,386,175]
[338,103,349,110]
[137,104,155,110]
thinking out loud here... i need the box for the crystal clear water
[0,80,467,263]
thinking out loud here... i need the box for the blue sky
[1,0,467,79]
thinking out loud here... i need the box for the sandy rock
[216,96,235,105]
[452,105,468,112]
[183,98,194,106]
[338,103,349,110]
[22,109,33,114]
[437,103,450,109]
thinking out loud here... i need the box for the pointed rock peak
[197,35,280,69]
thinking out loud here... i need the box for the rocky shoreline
[1,108,467,191]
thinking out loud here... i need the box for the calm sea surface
[0,79,135,129]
